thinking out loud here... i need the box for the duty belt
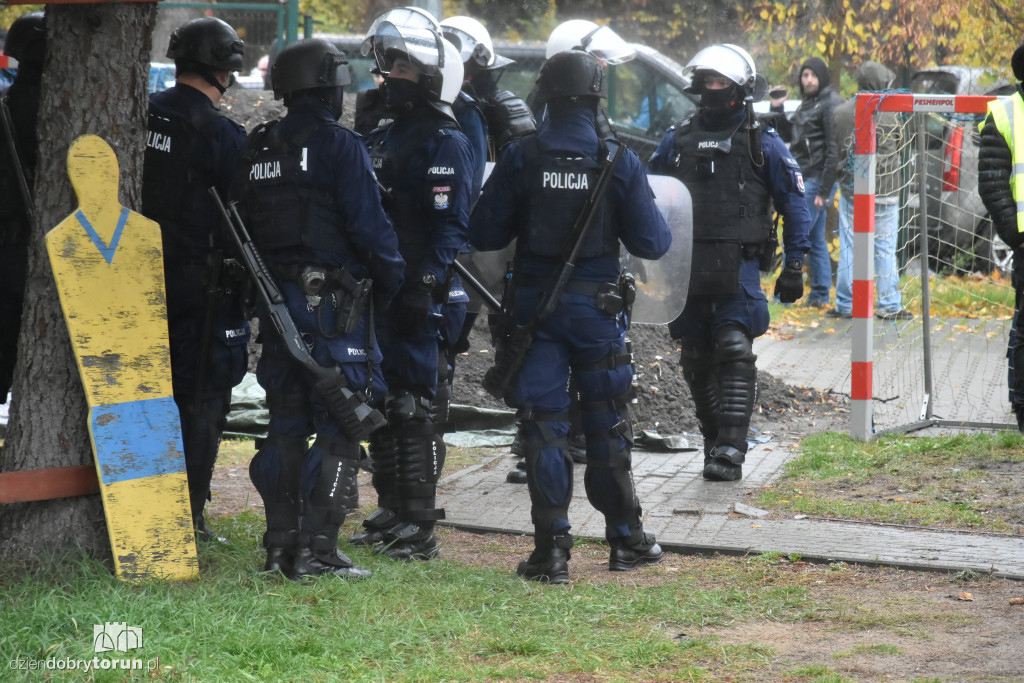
[517,275,614,297]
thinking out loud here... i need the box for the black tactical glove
[391,275,436,336]
[774,260,804,304]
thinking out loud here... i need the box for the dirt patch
[452,315,849,439]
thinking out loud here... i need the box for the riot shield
[622,174,691,324]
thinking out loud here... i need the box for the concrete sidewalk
[437,439,1024,579]
[438,320,1024,579]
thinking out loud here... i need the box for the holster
[296,264,372,337]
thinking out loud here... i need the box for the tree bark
[0,5,156,564]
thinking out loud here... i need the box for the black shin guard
[368,425,399,512]
[713,325,757,462]
[393,416,445,527]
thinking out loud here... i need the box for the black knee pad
[713,325,756,366]
[519,408,573,534]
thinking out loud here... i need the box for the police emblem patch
[795,171,805,195]
[433,192,450,209]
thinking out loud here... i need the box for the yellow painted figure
[46,135,197,581]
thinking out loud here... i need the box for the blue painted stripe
[90,397,186,483]
[76,207,128,265]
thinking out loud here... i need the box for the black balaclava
[470,68,500,100]
[701,82,740,112]
[321,86,345,120]
[383,76,419,112]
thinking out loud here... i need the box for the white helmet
[681,43,757,91]
[372,21,464,119]
[439,15,513,71]
[361,6,440,57]
[545,19,635,66]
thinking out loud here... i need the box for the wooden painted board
[45,134,197,582]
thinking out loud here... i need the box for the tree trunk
[0,5,156,564]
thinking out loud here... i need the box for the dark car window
[607,59,694,138]
[910,72,959,95]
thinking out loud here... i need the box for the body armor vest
[519,135,616,260]
[142,100,223,259]
[366,117,458,267]
[240,119,354,262]
[671,115,772,246]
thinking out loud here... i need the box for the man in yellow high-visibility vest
[979,42,1024,433]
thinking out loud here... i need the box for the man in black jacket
[769,57,843,308]
[978,43,1024,433]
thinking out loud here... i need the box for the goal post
[849,92,1015,440]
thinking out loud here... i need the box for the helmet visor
[361,7,440,56]
[682,45,754,88]
[441,25,480,64]
[579,25,635,66]
[373,22,442,75]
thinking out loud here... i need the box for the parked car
[906,66,1017,275]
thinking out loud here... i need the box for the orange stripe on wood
[0,465,100,503]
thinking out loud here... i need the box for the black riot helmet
[167,17,245,72]
[271,38,351,101]
[534,49,607,105]
[4,13,46,66]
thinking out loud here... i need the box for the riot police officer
[440,15,534,163]
[469,50,672,583]
[353,7,441,136]
[141,17,250,539]
[349,21,474,562]
[502,20,635,486]
[649,44,811,482]
[0,12,43,407]
[234,38,405,579]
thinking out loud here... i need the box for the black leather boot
[291,533,371,579]
[517,534,573,584]
[609,529,663,571]
[262,528,298,578]
[376,522,439,561]
[349,506,398,546]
